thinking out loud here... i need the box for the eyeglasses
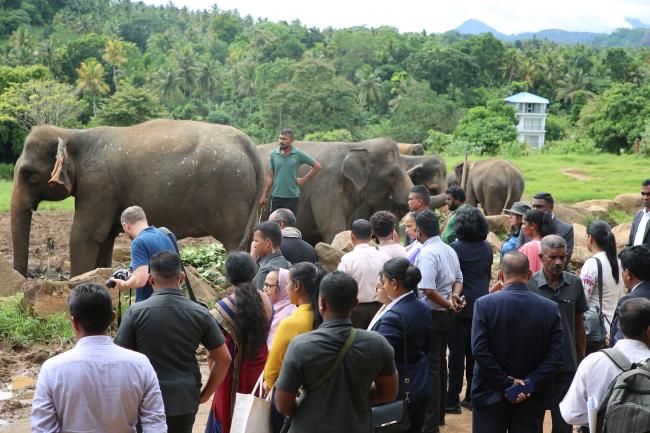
[263,283,279,289]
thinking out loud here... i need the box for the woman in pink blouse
[518,209,553,274]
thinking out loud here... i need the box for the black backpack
[596,348,650,433]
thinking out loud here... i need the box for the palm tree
[502,48,523,86]
[175,47,199,97]
[156,63,183,104]
[555,67,594,104]
[76,59,110,116]
[355,67,382,110]
[197,59,220,108]
[102,40,127,92]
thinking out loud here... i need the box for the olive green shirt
[269,147,316,198]
[441,203,470,244]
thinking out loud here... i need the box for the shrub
[304,129,353,142]
[180,242,227,288]
[424,130,453,153]
[0,163,14,180]
[542,139,601,155]
[498,141,531,158]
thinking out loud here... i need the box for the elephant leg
[466,182,479,208]
[69,206,117,276]
[95,229,119,269]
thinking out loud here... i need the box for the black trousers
[270,196,300,217]
[166,413,196,433]
[406,396,427,433]
[351,301,382,329]
[447,315,473,408]
[422,309,454,433]
[473,400,545,433]
[550,371,576,433]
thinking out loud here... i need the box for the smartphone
[505,379,534,402]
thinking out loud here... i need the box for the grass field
[1,153,648,212]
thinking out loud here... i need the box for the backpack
[596,348,650,433]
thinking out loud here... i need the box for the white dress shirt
[559,339,650,426]
[633,209,650,245]
[338,243,390,303]
[32,335,167,433]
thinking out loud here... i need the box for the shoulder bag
[584,257,608,351]
[372,313,411,433]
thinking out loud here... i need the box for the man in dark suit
[627,179,650,246]
[471,252,564,433]
[609,245,650,346]
[268,208,317,264]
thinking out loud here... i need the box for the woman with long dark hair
[518,208,554,273]
[206,251,273,433]
[372,257,432,433]
[580,220,625,335]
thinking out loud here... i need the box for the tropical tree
[102,40,127,91]
[175,46,199,97]
[76,59,110,116]
[156,63,183,104]
[556,67,594,104]
[355,67,382,111]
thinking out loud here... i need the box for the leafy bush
[639,120,650,157]
[0,295,74,345]
[424,130,453,153]
[498,141,531,158]
[304,129,353,142]
[545,115,569,141]
[453,102,517,154]
[180,242,227,288]
[542,139,601,155]
[0,163,14,180]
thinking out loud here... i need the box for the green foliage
[545,115,569,141]
[94,85,167,126]
[498,141,531,158]
[0,163,14,180]
[0,117,28,162]
[180,243,227,288]
[453,102,517,154]
[542,138,601,155]
[424,130,454,153]
[304,129,353,142]
[0,64,51,94]
[0,295,74,346]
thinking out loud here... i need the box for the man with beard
[628,179,650,246]
[528,235,588,433]
[441,186,469,244]
[259,128,321,217]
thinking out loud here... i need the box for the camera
[106,268,132,288]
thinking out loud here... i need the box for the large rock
[0,256,26,296]
[315,242,344,272]
[486,232,502,254]
[184,265,218,305]
[22,268,118,318]
[485,215,510,235]
[570,223,590,266]
[612,222,632,251]
[554,205,589,225]
[573,199,621,219]
[111,243,131,264]
[331,231,354,253]
[613,193,642,214]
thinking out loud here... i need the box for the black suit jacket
[628,209,650,246]
[471,283,564,409]
[609,281,650,346]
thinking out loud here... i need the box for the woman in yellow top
[264,261,325,433]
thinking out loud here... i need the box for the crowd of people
[30,133,650,433]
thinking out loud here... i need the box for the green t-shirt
[441,203,470,244]
[269,147,316,198]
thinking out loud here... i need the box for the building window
[526,103,537,113]
[524,135,539,146]
[524,118,542,130]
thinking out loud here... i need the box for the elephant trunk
[11,182,34,276]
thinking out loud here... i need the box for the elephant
[12,119,265,277]
[446,159,525,215]
[400,154,447,196]
[397,143,424,156]
[257,138,413,244]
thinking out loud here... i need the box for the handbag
[584,257,608,350]
[231,373,272,433]
[372,313,411,433]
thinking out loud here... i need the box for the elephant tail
[238,138,266,251]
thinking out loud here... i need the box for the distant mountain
[452,19,650,46]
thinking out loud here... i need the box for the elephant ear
[47,137,72,194]
[342,148,370,191]
[406,164,424,185]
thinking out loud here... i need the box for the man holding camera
[110,205,176,302]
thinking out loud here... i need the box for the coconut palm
[76,59,110,116]
[176,46,199,97]
[355,67,382,110]
[156,63,183,104]
[102,40,127,92]
[555,67,594,104]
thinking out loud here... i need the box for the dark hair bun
[404,265,422,290]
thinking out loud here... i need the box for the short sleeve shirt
[115,289,225,415]
[130,226,176,301]
[528,271,589,372]
[269,147,316,198]
[276,319,395,433]
[415,236,463,310]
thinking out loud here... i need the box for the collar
[274,147,297,156]
[386,291,413,309]
[535,270,567,289]
[641,208,650,216]
[613,338,650,350]
[259,250,283,263]
[353,243,372,250]
[422,236,442,247]
[503,282,530,291]
[296,303,312,311]
[319,318,353,329]
[282,227,302,238]
[630,282,646,293]
[154,288,184,296]
[76,335,113,347]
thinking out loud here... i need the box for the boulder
[331,231,354,254]
[22,268,118,319]
[570,223,590,266]
[485,215,510,235]
[184,265,219,305]
[554,205,589,225]
[612,222,632,251]
[0,256,26,296]
[573,199,621,219]
[315,242,344,272]
[613,193,641,214]
[111,243,131,264]
[486,232,502,254]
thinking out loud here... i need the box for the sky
[141,0,650,34]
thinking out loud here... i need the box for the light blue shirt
[415,236,463,311]
[32,335,167,433]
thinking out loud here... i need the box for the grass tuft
[0,295,74,346]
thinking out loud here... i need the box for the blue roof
[504,92,549,104]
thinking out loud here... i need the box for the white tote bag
[230,373,272,433]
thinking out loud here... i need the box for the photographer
[110,206,176,302]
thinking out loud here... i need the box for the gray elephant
[257,139,413,244]
[12,119,264,276]
[397,143,425,155]
[401,154,447,196]
[447,159,525,215]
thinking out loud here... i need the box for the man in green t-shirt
[260,128,321,217]
[441,185,469,244]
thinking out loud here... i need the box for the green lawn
[0,181,75,212]
[443,153,650,204]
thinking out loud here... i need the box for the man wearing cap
[259,128,321,217]
[501,202,532,258]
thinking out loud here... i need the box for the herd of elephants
[10,119,525,278]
